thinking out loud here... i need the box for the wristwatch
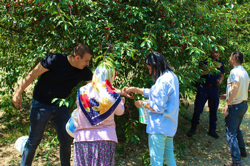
[142,101,146,107]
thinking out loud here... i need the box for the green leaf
[51,98,58,103]
[1,17,7,23]
[44,142,50,147]
[65,24,67,31]
[140,41,146,47]
[59,100,64,107]
[52,11,58,16]
[56,21,63,26]
[65,102,69,108]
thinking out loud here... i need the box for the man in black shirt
[12,43,93,166]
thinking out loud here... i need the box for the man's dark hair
[71,43,93,58]
[231,51,243,64]
[145,52,173,81]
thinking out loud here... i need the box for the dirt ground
[0,101,250,166]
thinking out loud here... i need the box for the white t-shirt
[226,65,249,105]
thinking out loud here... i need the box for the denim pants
[192,85,219,130]
[21,99,73,166]
[148,134,176,166]
[225,102,248,164]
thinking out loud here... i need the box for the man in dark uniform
[187,49,224,138]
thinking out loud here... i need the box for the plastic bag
[138,100,150,124]
[14,135,39,155]
[66,109,78,138]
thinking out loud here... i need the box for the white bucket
[14,136,39,155]
[139,100,149,124]
[66,109,78,138]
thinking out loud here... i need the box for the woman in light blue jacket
[123,52,179,166]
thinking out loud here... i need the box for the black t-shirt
[33,53,93,106]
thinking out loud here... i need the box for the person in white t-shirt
[220,51,249,166]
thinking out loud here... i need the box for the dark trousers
[21,99,72,166]
[191,85,219,130]
[225,102,248,164]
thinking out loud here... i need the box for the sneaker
[208,130,219,139]
[186,123,197,137]
[241,151,247,157]
[186,128,196,137]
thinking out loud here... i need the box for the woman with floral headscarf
[73,62,125,166]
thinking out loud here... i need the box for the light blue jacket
[143,70,179,137]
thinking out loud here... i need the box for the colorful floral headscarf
[77,62,121,126]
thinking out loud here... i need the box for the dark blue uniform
[191,59,224,130]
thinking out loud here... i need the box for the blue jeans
[148,134,176,166]
[225,102,248,164]
[192,85,219,130]
[21,99,72,166]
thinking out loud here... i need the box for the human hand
[217,78,222,84]
[223,103,228,117]
[12,93,22,108]
[220,94,226,100]
[121,97,125,103]
[134,100,143,108]
[121,87,135,99]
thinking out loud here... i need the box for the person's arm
[118,87,143,99]
[122,87,144,95]
[114,97,125,116]
[217,73,224,84]
[12,63,49,108]
[223,81,239,116]
[220,94,227,100]
[86,80,92,84]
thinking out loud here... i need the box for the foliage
[141,150,150,166]
[1,0,250,149]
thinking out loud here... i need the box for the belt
[241,101,247,104]
[203,82,217,87]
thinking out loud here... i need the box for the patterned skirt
[74,140,116,166]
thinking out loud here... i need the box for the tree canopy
[1,0,250,142]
